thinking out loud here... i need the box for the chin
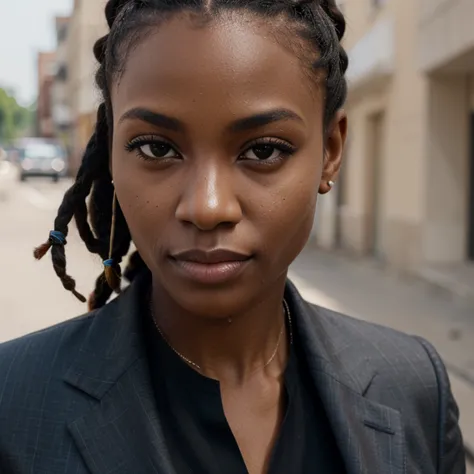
[153,269,262,319]
[176,283,253,317]
[150,255,288,318]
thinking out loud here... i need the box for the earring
[328,180,335,188]
[103,190,122,293]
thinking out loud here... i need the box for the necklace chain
[150,299,293,373]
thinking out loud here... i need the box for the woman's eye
[139,142,177,159]
[242,145,282,161]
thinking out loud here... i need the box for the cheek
[257,157,320,263]
[113,142,322,270]
[112,159,174,257]
[114,184,149,250]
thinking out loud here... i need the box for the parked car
[14,138,68,182]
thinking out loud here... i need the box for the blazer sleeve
[416,337,466,474]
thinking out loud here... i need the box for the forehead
[111,13,323,125]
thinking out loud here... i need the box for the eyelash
[124,135,179,162]
[124,135,297,164]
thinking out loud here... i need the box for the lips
[169,249,252,284]
[170,248,251,264]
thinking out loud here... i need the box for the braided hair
[34,0,348,310]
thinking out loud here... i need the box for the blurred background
[0,0,473,468]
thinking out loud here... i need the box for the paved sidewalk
[289,246,474,465]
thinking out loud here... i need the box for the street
[0,166,102,342]
[0,167,473,471]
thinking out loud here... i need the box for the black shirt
[144,308,346,474]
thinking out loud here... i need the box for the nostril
[175,201,243,231]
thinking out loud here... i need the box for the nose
[175,163,243,231]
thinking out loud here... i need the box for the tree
[0,88,34,144]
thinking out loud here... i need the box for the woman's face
[110,13,346,316]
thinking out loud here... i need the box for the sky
[0,0,73,106]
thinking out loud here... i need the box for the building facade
[419,0,474,267]
[51,17,73,158]
[313,0,474,274]
[37,51,57,138]
[66,0,108,175]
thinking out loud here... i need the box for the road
[0,166,101,342]
[0,166,473,471]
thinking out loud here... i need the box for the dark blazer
[0,276,466,474]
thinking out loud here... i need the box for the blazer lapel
[310,367,405,474]
[287,282,406,474]
[64,274,175,474]
[64,274,405,474]
[68,357,175,474]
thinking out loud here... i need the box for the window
[21,143,64,160]
[56,64,68,82]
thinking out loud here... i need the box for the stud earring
[328,180,335,188]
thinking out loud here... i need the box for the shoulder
[0,312,96,394]
[307,302,439,382]
[305,303,465,472]
[0,313,105,469]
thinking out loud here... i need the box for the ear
[319,110,347,194]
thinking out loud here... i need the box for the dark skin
[110,13,347,474]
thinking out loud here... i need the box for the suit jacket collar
[65,274,405,474]
[285,279,375,395]
[64,273,148,400]
[65,276,372,400]
[286,280,405,474]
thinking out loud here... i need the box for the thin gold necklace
[150,299,293,373]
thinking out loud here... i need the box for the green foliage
[0,89,34,143]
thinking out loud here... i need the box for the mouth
[168,249,253,284]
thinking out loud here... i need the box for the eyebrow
[229,109,304,132]
[119,108,184,131]
[118,107,303,132]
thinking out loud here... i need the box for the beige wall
[381,0,429,268]
[418,3,474,264]
[422,76,471,264]
[332,0,429,268]
[67,0,108,173]
[339,92,387,254]
[419,0,474,72]
[313,0,393,247]
[314,0,394,251]
[73,0,107,116]
[315,0,474,269]
[67,0,107,120]
[327,0,474,269]
[313,192,337,249]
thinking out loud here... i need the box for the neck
[151,277,290,384]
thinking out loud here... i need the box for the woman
[0,0,466,473]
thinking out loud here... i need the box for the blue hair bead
[103,259,114,267]
[49,230,66,246]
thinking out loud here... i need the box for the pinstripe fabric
[0,276,466,474]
